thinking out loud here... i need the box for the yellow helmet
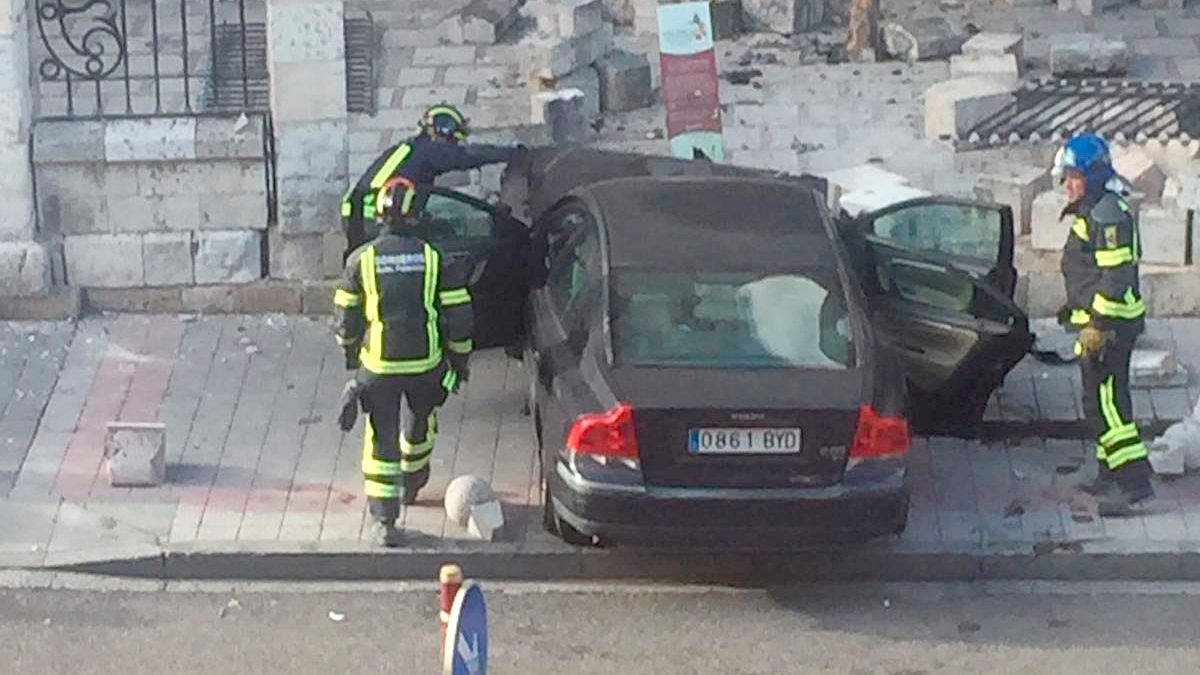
[375,176,418,223]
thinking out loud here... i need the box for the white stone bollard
[445,475,506,542]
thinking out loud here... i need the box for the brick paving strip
[2,316,1200,581]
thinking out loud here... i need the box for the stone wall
[32,116,268,289]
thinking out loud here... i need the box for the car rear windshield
[612,270,855,369]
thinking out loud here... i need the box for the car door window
[410,190,498,264]
[869,202,1002,263]
[546,212,600,321]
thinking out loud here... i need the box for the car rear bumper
[549,460,909,548]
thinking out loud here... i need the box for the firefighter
[333,176,473,547]
[340,104,519,258]
[1054,132,1154,517]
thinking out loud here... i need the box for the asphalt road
[3,580,1200,674]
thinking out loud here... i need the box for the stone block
[742,0,823,35]
[0,241,50,296]
[949,53,1021,83]
[85,287,184,313]
[142,232,194,286]
[193,230,262,284]
[974,166,1051,235]
[1050,34,1128,76]
[269,230,323,281]
[199,193,269,231]
[963,32,1024,64]
[1138,205,1189,266]
[104,118,197,162]
[32,120,104,163]
[301,280,337,314]
[180,285,238,313]
[1139,0,1185,7]
[322,231,343,279]
[711,0,744,40]
[1111,144,1166,202]
[1031,190,1071,250]
[272,60,347,122]
[532,90,591,143]
[266,1,344,63]
[596,50,653,112]
[1059,0,1125,15]
[1131,348,1180,387]
[107,195,200,233]
[463,0,523,38]
[445,475,505,541]
[523,21,613,80]
[558,65,601,121]
[194,115,266,160]
[235,282,303,313]
[923,77,1017,140]
[883,18,969,63]
[1022,270,1068,317]
[530,0,605,38]
[64,234,144,287]
[39,193,107,237]
[104,422,166,487]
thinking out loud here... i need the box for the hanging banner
[657,1,725,162]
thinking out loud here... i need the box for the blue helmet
[1052,133,1115,189]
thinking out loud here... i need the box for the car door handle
[898,343,927,355]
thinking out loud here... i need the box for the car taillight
[849,404,910,460]
[566,403,639,459]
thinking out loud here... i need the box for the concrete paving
[1,315,1200,581]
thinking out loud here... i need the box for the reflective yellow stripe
[1100,423,1140,448]
[1074,340,1084,357]
[1091,289,1145,319]
[364,479,399,498]
[448,338,472,354]
[1072,216,1090,241]
[1118,199,1131,213]
[333,289,361,307]
[1070,309,1091,326]
[1094,247,1134,268]
[1096,444,1107,461]
[362,457,403,476]
[439,288,471,306]
[369,144,413,190]
[341,201,352,217]
[442,368,458,392]
[1099,376,1124,433]
[360,351,443,375]
[426,105,465,124]
[423,244,442,365]
[1106,442,1148,470]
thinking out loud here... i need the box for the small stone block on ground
[1031,190,1071,250]
[924,77,1017,140]
[1132,348,1187,388]
[533,90,591,144]
[104,422,167,487]
[741,0,824,35]
[710,0,744,40]
[975,166,1051,235]
[883,17,969,63]
[558,66,602,121]
[1138,205,1190,266]
[1050,34,1128,76]
[1112,144,1167,202]
[949,53,1021,83]
[962,32,1024,64]
[596,50,654,112]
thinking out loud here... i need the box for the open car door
[849,197,1033,433]
[407,186,529,350]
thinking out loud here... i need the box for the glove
[1056,305,1073,327]
[1078,325,1108,357]
[337,380,360,432]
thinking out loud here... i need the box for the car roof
[582,175,835,272]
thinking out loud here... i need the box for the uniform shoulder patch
[1104,225,1119,248]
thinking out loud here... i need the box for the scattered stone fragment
[882,17,968,63]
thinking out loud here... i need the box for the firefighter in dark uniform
[1054,133,1155,517]
[340,104,518,259]
[333,176,474,547]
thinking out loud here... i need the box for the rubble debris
[882,17,968,63]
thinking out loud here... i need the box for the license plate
[687,428,802,455]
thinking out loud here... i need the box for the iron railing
[34,0,268,119]
[957,78,1200,150]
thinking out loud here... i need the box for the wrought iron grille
[956,78,1200,150]
[34,0,268,119]
[344,11,376,116]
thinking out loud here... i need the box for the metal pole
[438,564,463,659]
[238,0,249,108]
[150,0,162,113]
[120,0,132,113]
[180,0,191,113]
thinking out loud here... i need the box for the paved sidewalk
[1,315,1200,581]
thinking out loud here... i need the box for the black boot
[1097,461,1155,518]
[367,519,403,547]
[1076,463,1115,496]
[400,466,431,506]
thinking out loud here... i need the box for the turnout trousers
[1078,327,1153,490]
[357,363,457,522]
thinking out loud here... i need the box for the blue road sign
[443,580,487,675]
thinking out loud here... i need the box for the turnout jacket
[1060,190,1146,331]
